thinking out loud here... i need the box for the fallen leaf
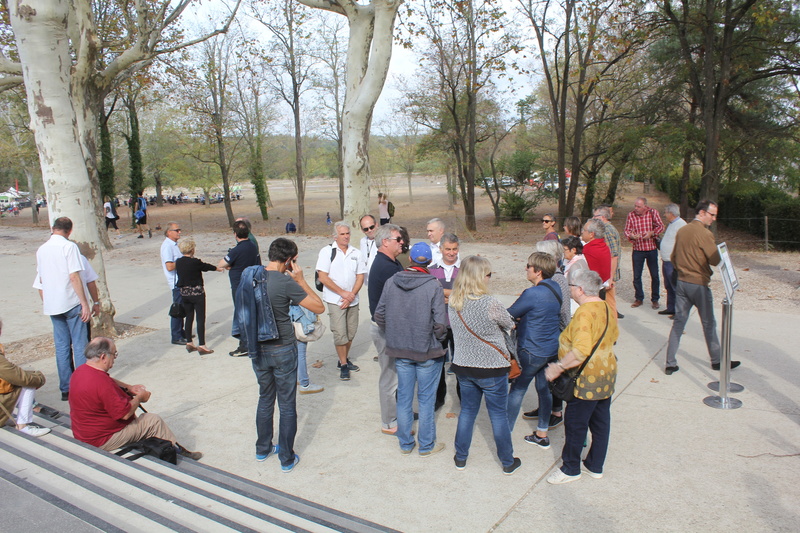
[446,412,456,418]
[650,378,659,383]
[311,360,324,368]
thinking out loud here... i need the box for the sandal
[197,346,214,355]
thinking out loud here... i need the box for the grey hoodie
[374,270,448,362]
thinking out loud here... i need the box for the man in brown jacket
[664,201,740,374]
[0,318,50,437]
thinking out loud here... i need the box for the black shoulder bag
[549,305,609,402]
[315,246,337,292]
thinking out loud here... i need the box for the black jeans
[182,293,207,345]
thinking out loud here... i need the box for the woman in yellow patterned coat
[543,269,618,484]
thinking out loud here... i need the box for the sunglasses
[362,224,376,232]
[542,219,554,223]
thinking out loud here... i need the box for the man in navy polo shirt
[218,220,261,357]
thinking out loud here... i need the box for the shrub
[499,190,541,221]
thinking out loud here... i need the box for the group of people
[7,194,734,482]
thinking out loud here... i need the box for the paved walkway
[3,230,799,531]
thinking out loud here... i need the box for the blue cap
[409,242,433,265]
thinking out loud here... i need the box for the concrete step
[0,409,397,533]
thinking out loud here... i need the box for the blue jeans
[296,341,309,387]
[507,349,553,432]
[51,304,88,393]
[251,342,298,467]
[662,261,676,313]
[455,374,515,468]
[396,357,443,452]
[666,280,721,367]
[632,249,660,303]
[231,287,244,349]
[561,397,611,476]
[171,287,185,342]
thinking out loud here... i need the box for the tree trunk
[24,167,38,225]
[10,0,116,336]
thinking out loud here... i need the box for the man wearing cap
[375,242,448,457]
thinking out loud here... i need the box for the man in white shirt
[160,222,186,344]
[316,222,367,381]
[659,203,687,318]
[33,217,92,401]
[426,218,446,267]
[359,214,379,283]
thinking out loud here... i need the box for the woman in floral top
[544,269,619,484]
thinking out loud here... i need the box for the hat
[409,242,433,265]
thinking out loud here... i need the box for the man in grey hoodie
[375,242,448,457]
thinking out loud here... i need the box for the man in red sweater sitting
[69,337,201,460]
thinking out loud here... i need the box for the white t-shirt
[315,243,367,307]
[160,237,182,289]
[33,234,85,315]
[360,236,377,281]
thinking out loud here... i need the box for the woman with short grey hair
[544,269,619,484]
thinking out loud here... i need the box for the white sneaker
[19,425,51,437]
[298,383,324,394]
[581,465,603,479]
[547,468,582,485]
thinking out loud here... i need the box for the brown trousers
[100,412,178,451]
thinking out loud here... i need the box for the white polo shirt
[33,234,85,316]
[360,236,377,281]
[161,237,182,289]
[316,243,367,307]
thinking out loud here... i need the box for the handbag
[293,319,326,343]
[168,302,186,318]
[456,311,521,380]
[549,305,609,401]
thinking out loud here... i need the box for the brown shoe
[185,343,197,353]
[176,443,203,461]
[197,346,214,355]
[652,301,660,309]
[631,300,643,308]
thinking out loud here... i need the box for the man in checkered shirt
[624,197,665,309]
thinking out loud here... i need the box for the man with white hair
[359,214,379,283]
[426,218,446,267]
[659,203,686,318]
[316,222,367,381]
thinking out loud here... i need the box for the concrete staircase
[0,409,396,532]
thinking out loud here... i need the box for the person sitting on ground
[285,218,297,234]
[69,337,202,459]
[0,318,50,437]
[176,238,221,355]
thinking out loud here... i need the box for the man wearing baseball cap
[374,242,448,457]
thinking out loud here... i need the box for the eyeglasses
[486,272,493,278]
[104,351,119,359]
[542,219,554,223]
[388,236,404,243]
[362,224,376,232]
[169,228,182,233]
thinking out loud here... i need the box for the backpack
[387,201,395,218]
[115,437,177,465]
[315,246,337,291]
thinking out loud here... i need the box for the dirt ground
[2,174,799,366]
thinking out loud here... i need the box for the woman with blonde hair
[450,255,520,474]
[175,238,220,354]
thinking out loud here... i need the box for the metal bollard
[704,297,742,409]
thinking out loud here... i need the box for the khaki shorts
[327,303,360,345]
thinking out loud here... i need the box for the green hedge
[649,172,799,249]
[718,182,800,250]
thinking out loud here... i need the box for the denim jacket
[234,265,279,354]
